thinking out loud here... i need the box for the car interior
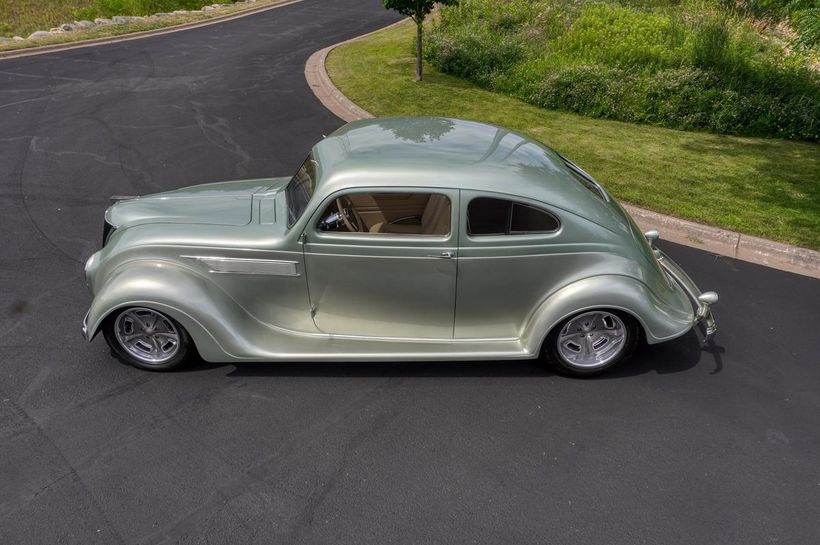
[317,192,451,236]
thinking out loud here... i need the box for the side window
[510,203,560,233]
[317,192,451,236]
[468,197,559,236]
[467,197,509,235]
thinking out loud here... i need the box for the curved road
[1,1,818,543]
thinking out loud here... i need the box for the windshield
[285,153,317,228]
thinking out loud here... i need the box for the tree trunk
[415,19,423,81]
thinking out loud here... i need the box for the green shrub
[550,4,689,69]
[791,8,820,50]
[425,25,524,85]
[691,15,730,69]
[425,0,820,141]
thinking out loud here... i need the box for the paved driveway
[1,1,818,543]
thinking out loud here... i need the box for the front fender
[84,261,258,361]
[522,274,694,355]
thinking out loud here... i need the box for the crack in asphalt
[17,136,85,265]
[191,100,252,178]
[30,136,125,168]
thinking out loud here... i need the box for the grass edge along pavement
[325,21,820,256]
[0,0,293,55]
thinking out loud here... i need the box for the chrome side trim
[181,255,299,276]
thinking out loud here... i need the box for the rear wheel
[102,307,193,371]
[543,309,640,377]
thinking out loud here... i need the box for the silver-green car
[82,117,717,376]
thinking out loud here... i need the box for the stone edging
[305,20,408,122]
[0,0,301,60]
[304,26,820,279]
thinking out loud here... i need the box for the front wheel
[102,307,193,371]
[543,309,640,377]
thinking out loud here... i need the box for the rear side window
[468,197,559,236]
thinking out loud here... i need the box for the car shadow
[597,330,724,379]
[179,330,721,379]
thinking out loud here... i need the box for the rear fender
[522,275,694,355]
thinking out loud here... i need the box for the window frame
[466,196,561,238]
[308,187,457,243]
[285,153,319,229]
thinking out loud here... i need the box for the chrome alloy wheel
[114,308,180,365]
[557,311,627,369]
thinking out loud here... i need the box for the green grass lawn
[327,22,820,250]
[0,1,286,53]
[0,1,94,37]
[0,0,238,39]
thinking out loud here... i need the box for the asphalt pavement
[1,1,818,543]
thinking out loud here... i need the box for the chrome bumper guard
[655,250,718,343]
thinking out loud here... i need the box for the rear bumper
[656,250,717,342]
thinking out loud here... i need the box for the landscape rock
[0,2,247,50]
[112,15,142,24]
[28,31,53,39]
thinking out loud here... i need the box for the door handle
[427,251,455,259]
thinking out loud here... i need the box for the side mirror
[697,292,719,306]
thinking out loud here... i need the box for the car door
[455,190,568,339]
[303,188,459,339]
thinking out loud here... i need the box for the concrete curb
[0,0,301,61]
[305,20,407,122]
[304,24,820,280]
[622,205,820,278]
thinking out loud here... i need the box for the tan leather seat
[369,194,450,235]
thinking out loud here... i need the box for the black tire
[102,307,193,371]
[542,309,641,377]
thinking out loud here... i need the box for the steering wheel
[335,196,365,232]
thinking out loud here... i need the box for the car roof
[311,117,624,231]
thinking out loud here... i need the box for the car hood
[106,178,285,229]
